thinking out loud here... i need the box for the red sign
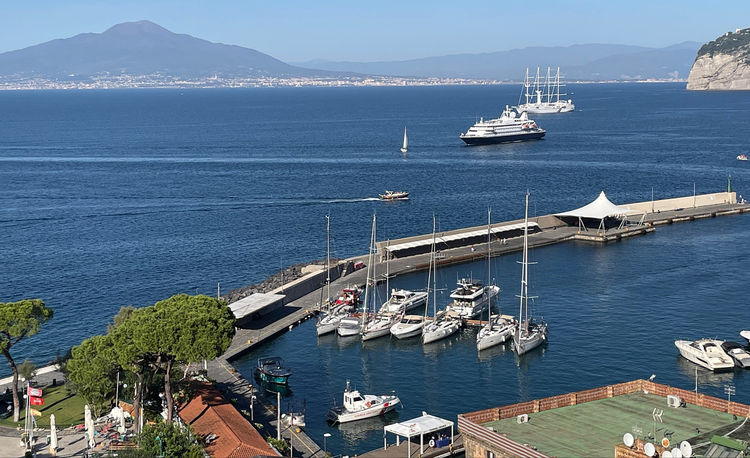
[29,396,43,406]
[28,387,42,397]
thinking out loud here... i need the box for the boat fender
[429,439,435,448]
[366,401,371,407]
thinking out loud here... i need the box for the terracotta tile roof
[179,383,277,458]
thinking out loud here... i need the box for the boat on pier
[327,380,400,424]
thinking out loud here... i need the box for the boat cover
[384,413,454,438]
[555,191,631,219]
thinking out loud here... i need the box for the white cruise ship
[460,106,545,145]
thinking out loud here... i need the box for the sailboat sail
[401,127,408,152]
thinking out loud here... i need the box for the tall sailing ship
[517,67,575,114]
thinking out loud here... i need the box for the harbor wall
[624,191,736,215]
[267,260,354,306]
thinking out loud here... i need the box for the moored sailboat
[476,209,515,351]
[423,215,461,345]
[513,192,548,355]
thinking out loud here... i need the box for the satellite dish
[662,451,673,458]
[680,441,693,457]
[623,433,634,447]
[662,438,670,448]
[671,448,683,458]
[644,442,656,457]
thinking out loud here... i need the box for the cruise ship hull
[460,131,545,146]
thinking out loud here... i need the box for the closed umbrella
[84,404,95,448]
[117,407,126,435]
[49,413,58,456]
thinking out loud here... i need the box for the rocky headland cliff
[687,27,750,90]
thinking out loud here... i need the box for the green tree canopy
[67,334,118,416]
[0,299,53,422]
[138,421,204,458]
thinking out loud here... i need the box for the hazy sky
[2,1,749,62]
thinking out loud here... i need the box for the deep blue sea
[1,84,750,454]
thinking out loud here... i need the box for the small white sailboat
[400,126,408,153]
[513,192,548,355]
[423,215,461,345]
[327,380,400,424]
[477,209,515,351]
[359,214,398,341]
[317,215,348,336]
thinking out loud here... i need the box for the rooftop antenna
[724,384,736,404]
[652,408,663,447]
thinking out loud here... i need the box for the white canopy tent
[555,191,632,233]
[383,412,454,456]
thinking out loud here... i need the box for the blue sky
[2,1,749,62]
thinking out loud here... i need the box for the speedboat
[379,289,428,314]
[379,190,409,201]
[337,315,362,337]
[280,411,305,427]
[460,106,545,146]
[390,314,425,339]
[361,312,399,341]
[477,315,517,351]
[721,341,750,368]
[445,278,500,319]
[327,381,400,424]
[740,330,750,344]
[422,313,461,344]
[738,154,748,161]
[674,339,735,371]
[255,357,292,385]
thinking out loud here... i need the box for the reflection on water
[674,355,736,389]
[254,376,294,398]
[336,411,400,445]
[477,340,512,362]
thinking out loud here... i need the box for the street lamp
[323,433,331,454]
[155,435,163,458]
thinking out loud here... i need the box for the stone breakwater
[222,259,340,304]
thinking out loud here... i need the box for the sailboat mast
[523,193,530,328]
[487,208,492,330]
[326,214,331,310]
[556,67,561,103]
[386,239,390,300]
[432,215,437,319]
[546,67,552,104]
[424,219,434,320]
[361,214,376,329]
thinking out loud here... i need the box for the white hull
[514,322,547,355]
[422,319,460,344]
[518,102,574,114]
[675,339,734,371]
[379,290,428,314]
[362,316,397,341]
[337,316,362,337]
[329,398,399,423]
[390,315,425,339]
[477,318,516,351]
[317,313,345,336]
[741,330,750,344]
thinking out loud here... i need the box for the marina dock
[210,191,748,456]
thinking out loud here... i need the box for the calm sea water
[1,84,750,454]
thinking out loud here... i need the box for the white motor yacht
[327,381,400,424]
[379,289,428,314]
[721,341,750,368]
[390,314,425,339]
[740,330,750,344]
[477,315,517,351]
[675,339,734,371]
[445,279,499,319]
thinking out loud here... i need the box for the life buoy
[366,401,371,407]
[429,439,435,448]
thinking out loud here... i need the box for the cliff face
[686,27,750,90]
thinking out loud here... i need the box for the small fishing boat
[327,381,400,424]
[721,341,750,368]
[674,339,734,371]
[281,411,306,427]
[738,154,748,161]
[400,126,408,153]
[379,190,409,201]
[255,357,292,385]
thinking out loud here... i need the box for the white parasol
[49,413,58,455]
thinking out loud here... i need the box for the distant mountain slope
[0,20,337,78]
[687,28,750,90]
[295,42,702,80]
